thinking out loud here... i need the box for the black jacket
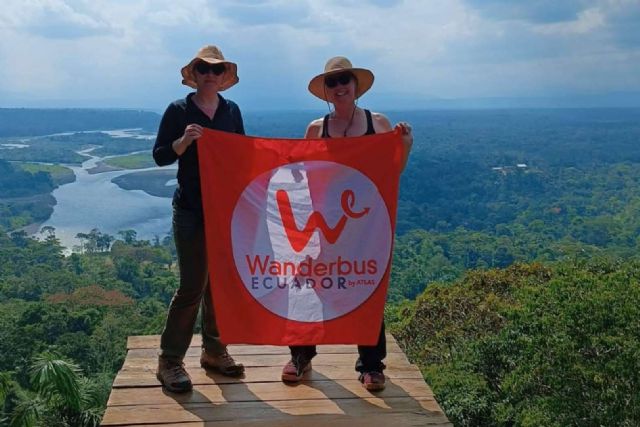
[153,93,245,214]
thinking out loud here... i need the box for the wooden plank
[108,378,434,406]
[113,363,425,388]
[122,352,411,370]
[103,334,451,426]
[101,397,448,426]
[125,342,403,357]
[127,334,401,351]
[112,412,451,427]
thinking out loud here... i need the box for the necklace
[332,106,358,137]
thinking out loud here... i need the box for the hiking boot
[156,357,192,393]
[281,356,312,383]
[200,350,245,376]
[359,371,385,391]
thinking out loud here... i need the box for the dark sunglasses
[324,72,354,88]
[194,62,226,76]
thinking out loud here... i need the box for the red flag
[197,128,403,345]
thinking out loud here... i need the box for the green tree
[392,260,640,426]
[9,353,102,427]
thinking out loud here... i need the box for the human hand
[395,122,413,171]
[182,123,203,145]
[172,123,203,156]
[395,121,412,136]
[395,122,413,151]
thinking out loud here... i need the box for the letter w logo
[276,189,369,252]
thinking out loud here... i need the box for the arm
[304,119,324,139]
[171,126,201,157]
[231,101,246,135]
[372,113,413,171]
[152,103,202,164]
[153,104,182,166]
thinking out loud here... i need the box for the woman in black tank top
[282,56,414,391]
[321,109,376,137]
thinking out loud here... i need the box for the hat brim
[181,57,239,91]
[308,68,374,101]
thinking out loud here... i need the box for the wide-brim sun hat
[308,56,374,101]
[180,45,239,90]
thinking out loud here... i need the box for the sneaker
[359,371,385,391]
[156,357,192,393]
[281,355,312,383]
[200,350,245,376]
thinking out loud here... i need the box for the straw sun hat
[308,56,374,101]
[180,45,239,90]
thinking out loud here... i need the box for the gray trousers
[159,205,226,359]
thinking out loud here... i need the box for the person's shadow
[287,368,445,419]
[160,359,447,425]
[161,368,300,425]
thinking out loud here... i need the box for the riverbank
[16,162,75,186]
[111,169,176,198]
[1,193,56,233]
[88,152,155,175]
[87,162,123,174]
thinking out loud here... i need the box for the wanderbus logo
[276,188,370,252]
[231,161,392,322]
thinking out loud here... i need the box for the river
[41,147,176,251]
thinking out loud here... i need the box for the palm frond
[0,372,12,405]
[9,396,45,427]
[77,377,105,409]
[29,353,82,411]
[75,407,103,427]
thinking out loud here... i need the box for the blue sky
[0,0,638,110]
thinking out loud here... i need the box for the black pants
[159,205,226,359]
[289,321,386,373]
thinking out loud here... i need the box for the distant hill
[363,91,640,111]
[0,108,160,137]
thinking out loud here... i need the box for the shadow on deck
[101,334,452,426]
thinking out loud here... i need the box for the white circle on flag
[231,161,392,322]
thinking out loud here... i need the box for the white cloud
[0,0,638,108]
[533,7,605,35]
[0,0,114,38]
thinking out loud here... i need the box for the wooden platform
[101,334,451,426]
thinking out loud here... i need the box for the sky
[0,0,639,111]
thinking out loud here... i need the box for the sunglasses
[194,62,226,76]
[324,73,354,88]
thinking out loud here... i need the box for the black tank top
[321,109,376,138]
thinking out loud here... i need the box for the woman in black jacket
[152,45,245,393]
